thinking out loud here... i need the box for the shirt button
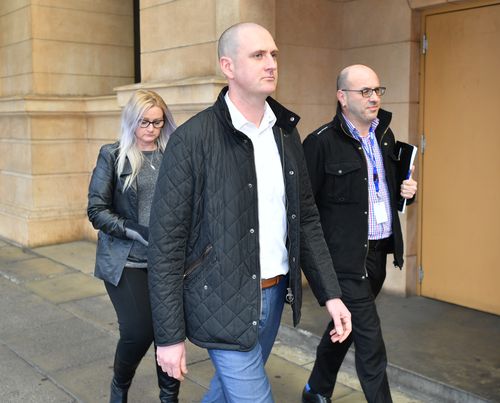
[203,285,208,290]
[364,244,368,248]
[248,183,253,188]
[290,116,295,122]
[252,274,257,280]
[249,228,255,234]
[291,214,296,219]
[364,177,368,181]
[338,169,343,174]
[364,211,368,215]
[252,321,257,326]
[292,257,296,262]
[358,146,362,150]
[289,170,294,175]
[384,142,388,146]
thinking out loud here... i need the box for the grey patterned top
[126,150,161,268]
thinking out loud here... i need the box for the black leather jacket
[148,87,341,351]
[87,142,137,285]
[303,106,409,280]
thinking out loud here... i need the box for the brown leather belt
[261,275,283,289]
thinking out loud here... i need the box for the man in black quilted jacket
[148,22,351,403]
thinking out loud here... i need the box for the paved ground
[281,276,500,403]
[0,239,425,402]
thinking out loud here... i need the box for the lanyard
[355,128,380,193]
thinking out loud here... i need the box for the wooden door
[420,3,500,315]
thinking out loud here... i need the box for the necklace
[148,150,161,170]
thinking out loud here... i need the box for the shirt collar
[225,92,276,133]
[342,112,380,139]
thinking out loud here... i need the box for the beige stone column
[0,1,133,246]
[116,0,278,122]
[275,0,343,136]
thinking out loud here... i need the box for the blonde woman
[88,90,179,402]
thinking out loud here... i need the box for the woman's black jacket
[87,142,137,286]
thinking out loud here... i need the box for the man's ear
[219,56,234,79]
[337,90,346,108]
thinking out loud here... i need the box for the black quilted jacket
[148,87,341,351]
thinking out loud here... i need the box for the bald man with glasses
[301,65,417,403]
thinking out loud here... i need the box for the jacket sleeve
[294,130,342,304]
[148,129,194,346]
[302,132,326,199]
[87,144,127,238]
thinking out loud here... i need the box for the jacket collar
[214,86,300,134]
[110,142,133,177]
[121,158,132,176]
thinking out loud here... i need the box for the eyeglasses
[341,87,386,98]
[138,119,165,129]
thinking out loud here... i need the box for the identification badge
[373,201,388,224]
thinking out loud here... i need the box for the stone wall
[0,0,438,294]
[0,1,134,246]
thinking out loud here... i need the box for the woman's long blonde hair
[116,89,176,191]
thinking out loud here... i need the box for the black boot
[110,377,131,403]
[156,364,180,403]
[110,352,138,403]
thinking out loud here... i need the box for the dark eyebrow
[251,49,279,55]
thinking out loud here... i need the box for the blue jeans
[202,276,288,403]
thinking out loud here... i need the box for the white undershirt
[225,93,289,280]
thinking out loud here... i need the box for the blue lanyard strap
[355,128,380,193]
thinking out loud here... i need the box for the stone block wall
[0,1,134,246]
[0,0,440,294]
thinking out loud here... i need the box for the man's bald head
[337,64,378,90]
[218,22,269,59]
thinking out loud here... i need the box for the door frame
[416,0,500,296]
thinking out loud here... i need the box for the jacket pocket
[324,161,362,203]
[95,231,131,285]
[184,244,213,283]
[183,244,223,343]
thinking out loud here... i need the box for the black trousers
[105,267,179,392]
[308,244,393,403]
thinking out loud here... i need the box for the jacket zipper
[341,123,370,279]
[279,128,295,303]
[184,244,213,279]
[242,133,264,323]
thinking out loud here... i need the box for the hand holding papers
[394,141,418,213]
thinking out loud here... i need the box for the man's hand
[325,298,352,343]
[156,342,188,381]
[401,165,417,200]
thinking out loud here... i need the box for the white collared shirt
[225,93,289,280]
